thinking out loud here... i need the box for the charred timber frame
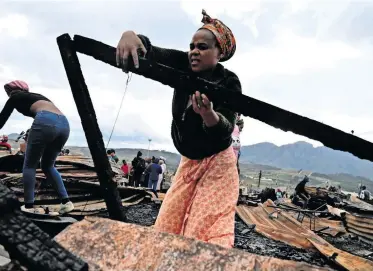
[59,34,373,163]
[57,34,126,222]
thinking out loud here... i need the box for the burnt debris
[0,183,88,271]
[56,34,125,222]
[63,34,373,163]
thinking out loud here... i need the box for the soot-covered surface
[122,202,334,268]
[322,234,373,261]
[234,216,330,268]
[123,202,160,226]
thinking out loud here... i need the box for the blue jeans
[23,111,70,204]
[148,179,158,198]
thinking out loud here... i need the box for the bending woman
[116,10,241,248]
[0,80,74,214]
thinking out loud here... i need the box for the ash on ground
[322,234,373,261]
[123,202,333,267]
[123,202,160,226]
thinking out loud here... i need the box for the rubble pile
[0,154,152,217]
[237,200,373,270]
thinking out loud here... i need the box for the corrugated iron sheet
[55,217,330,271]
[56,155,123,175]
[237,200,373,271]
[326,200,373,244]
[345,212,373,244]
[276,202,346,236]
[236,202,315,250]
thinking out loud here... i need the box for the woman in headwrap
[0,80,74,214]
[116,10,241,248]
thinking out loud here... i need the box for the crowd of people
[105,149,168,198]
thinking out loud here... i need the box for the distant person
[157,159,167,191]
[359,186,371,200]
[131,151,146,187]
[237,117,244,132]
[121,159,129,178]
[107,149,116,163]
[294,176,311,208]
[145,158,162,198]
[232,115,244,174]
[0,135,12,154]
[276,189,283,199]
[231,123,240,159]
[18,129,30,155]
[142,157,152,187]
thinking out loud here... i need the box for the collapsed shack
[0,182,332,271]
[237,199,373,270]
[302,184,373,246]
[0,155,152,215]
[235,177,373,270]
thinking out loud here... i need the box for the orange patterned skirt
[154,146,239,248]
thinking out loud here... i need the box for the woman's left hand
[191,91,220,127]
[191,91,213,116]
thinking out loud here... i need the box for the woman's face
[188,29,221,72]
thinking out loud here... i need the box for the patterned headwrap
[199,9,236,62]
[4,80,29,94]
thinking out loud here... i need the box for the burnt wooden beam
[70,34,373,163]
[56,34,126,222]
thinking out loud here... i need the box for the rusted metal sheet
[345,212,373,243]
[288,213,346,237]
[236,203,315,250]
[273,202,346,236]
[237,200,373,271]
[56,155,123,175]
[305,187,329,197]
[55,217,329,271]
[307,234,373,271]
[347,194,373,212]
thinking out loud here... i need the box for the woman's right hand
[116,31,147,72]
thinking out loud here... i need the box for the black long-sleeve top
[138,35,242,160]
[0,91,51,129]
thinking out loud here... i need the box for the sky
[1,0,373,153]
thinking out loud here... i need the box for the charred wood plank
[71,34,373,163]
[56,34,126,222]
[0,183,88,271]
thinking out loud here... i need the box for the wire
[106,73,132,149]
[81,73,132,215]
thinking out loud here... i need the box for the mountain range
[69,140,373,180]
[239,141,373,180]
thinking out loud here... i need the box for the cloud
[226,28,362,83]
[0,13,29,38]
[1,0,373,159]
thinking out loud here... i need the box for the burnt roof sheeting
[237,200,373,270]
[55,217,329,271]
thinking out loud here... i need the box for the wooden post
[56,33,126,221]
